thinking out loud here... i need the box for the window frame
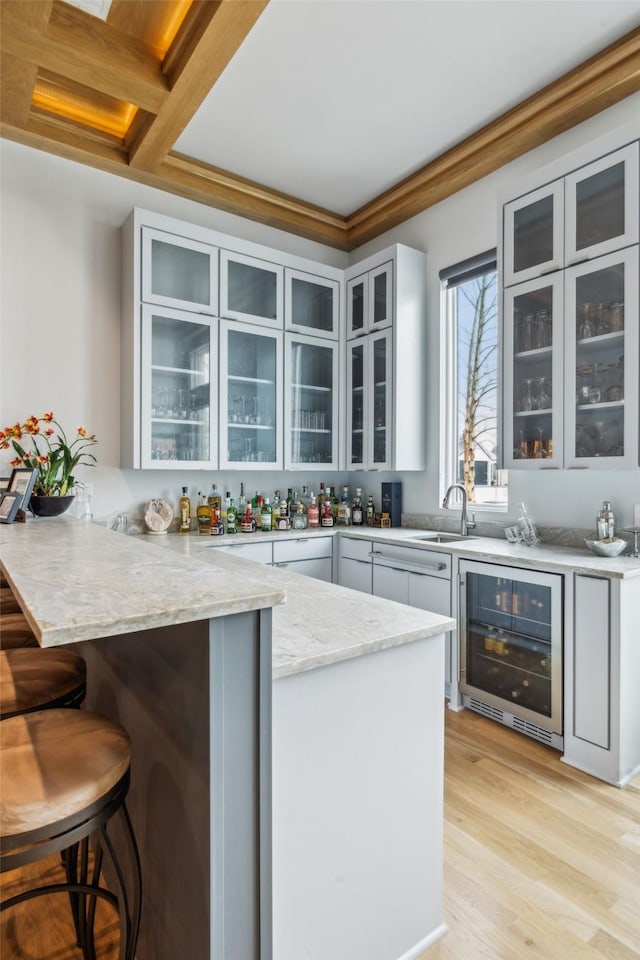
[440,250,507,513]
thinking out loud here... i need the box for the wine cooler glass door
[460,560,563,735]
[141,306,217,469]
[220,321,283,470]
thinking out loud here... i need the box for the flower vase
[29,495,75,517]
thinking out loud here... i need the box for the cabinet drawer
[211,541,273,564]
[273,557,332,582]
[273,536,333,563]
[338,537,373,563]
[370,543,451,578]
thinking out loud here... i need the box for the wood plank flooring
[2,707,638,959]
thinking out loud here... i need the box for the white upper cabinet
[140,306,218,470]
[141,227,218,314]
[503,181,564,287]
[345,245,426,472]
[284,332,339,470]
[564,143,639,265]
[219,319,283,470]
[500,131,640,470]
[346,260,393,338]
[285,268,339,340]
[220,250,284,328]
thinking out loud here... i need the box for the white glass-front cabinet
[284,268,339,340]
[503,273,564,470]
[347,330,392,470]
[565,143,639,265]
[284,333,339,470]
[564,247,639,469]
[503,181,564,287]
[220,250,283,328]
[219,320,283,470]
[503,142,639,288]
[140,305,218,469]
[141,227,218,314]
[346,261,393,337]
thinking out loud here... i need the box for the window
[441,251,507,508]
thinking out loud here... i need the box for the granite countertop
[0,518,455,678]
[178,523,640,579]
[149,533,456,678]
[0,517,285,647]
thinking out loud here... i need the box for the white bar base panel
[272,633,446,960]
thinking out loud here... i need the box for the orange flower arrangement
[1,412,97,496]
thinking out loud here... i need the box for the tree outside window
[443,253,507,507]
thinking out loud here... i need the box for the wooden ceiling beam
[0,2,52,126]
[127,0,269,171]
[0,0,168,114]
[346,26,640,249]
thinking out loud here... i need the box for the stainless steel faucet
[442,483,476,536]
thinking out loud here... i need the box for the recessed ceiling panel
[174,0,640,215]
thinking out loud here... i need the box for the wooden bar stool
[0,612,38,650]
[1,708,142,960]
[1,647,87,719]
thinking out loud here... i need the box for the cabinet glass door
[141,228,218,314]
[285,268,339,339]
[347,340,366,467]
[347,274,366,338]
[370,261,393,329]
[565,247,638,468]
[141,306,217,469]
[503,180,564,286]
[370,330,392,469]
[565,143,639,264]
[285,333,338,469]
[503,274,563,469]
[220,321,282,469]
[460,561,562,734]
[220,251,283,328]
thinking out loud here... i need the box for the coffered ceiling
[1,0,640,251]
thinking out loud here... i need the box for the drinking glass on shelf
[520,314,534,352]
[595,303,610,336]
[534,310,550,349]
[578,303,597,340]
[537,377,551,410]
[609,301,624,332]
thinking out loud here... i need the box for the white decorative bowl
[584,537,627,557]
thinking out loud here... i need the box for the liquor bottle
[292,502,308,529]
[329,486,339,520]
[321,499,334,527]
[226,498,238,534]
[254,494,264,531]
[366,494,375,526]
[261,497,272,532]
[222,490,231,528]
[237,484,247,524]
[240,502,256,533]
[286,488,294,518]
[351,488,363,526]
[179,487,191,533]
[208,483,221,518]
[307,493,319,528]
[337,485,351,526]
[280,493,289,522]
[196,493,211,535]
[317,482,326,513]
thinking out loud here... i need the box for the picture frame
[7,467,38,510]
[0,492,22,524]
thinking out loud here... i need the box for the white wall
[0,142,348,519]
[350,92,640,529]
[2,93,640,528]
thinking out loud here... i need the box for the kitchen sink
[411,533,477,543]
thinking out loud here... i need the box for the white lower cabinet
[563,573,640,787]
[272,537,333,582]
[337,537,373,594]
[209,535,333,582]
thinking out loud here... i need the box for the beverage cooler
[459,559,563,749]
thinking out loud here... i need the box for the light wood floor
[2,707,639,959]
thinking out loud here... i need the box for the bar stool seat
[1,708,141,960]
[1,647,87,719]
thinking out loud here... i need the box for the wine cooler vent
[464,695,563,751]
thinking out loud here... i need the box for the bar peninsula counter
[1,518,455,960]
